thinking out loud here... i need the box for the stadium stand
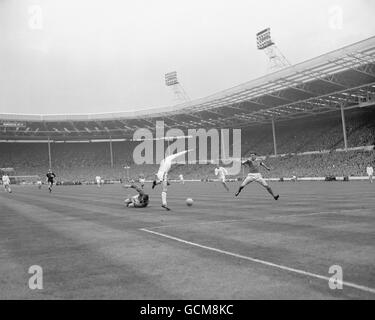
[264,150,375,178]
[0,108,373,181]
[242,108,375,156]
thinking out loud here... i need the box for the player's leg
[161,174,171,211]
[223,182,229,191]
[152,177,162,189]
[125,194,138,208]
[235,175,253,196]
[152,161,165,189]
[257,178,279,200]
[124,198,132,207]
[221,178,229,191]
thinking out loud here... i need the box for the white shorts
[3,182,10,187]
[219,176,226,183]
[157,170,168,182]
[242,173,268,187]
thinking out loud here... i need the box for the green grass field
[0,181,374,299]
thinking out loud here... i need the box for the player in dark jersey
[46,169,56,193]
[123,184,149,208]
[235,153,279,200]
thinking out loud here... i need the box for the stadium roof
[1,36,375,141]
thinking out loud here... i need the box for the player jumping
[152,149,191,211]
[46,169,56,193]
[2,174,12,193]
[235,153,279,200]
[215,166,229,191]
[123,184,149,208]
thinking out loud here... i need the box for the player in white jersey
[235,153,279,200]
[36,179,42,189]
[152,150,191,211]
[139,175,146,189]
[179,174,184,185]
[2,174,12,193]
[215,166,229,191]
[95,176,101,187]
[366,164,373,184]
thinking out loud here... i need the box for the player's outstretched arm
[167,149,192,162]
[131,184,145,195]
[123,183,144,195]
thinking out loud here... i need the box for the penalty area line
[140,228,375,295]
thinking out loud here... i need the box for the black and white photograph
[0,0,374,305]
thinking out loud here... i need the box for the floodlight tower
[165,71,190,103]
[256,28,290,72]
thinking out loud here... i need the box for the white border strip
[140,228,375,295]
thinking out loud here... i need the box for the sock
[162,191,167,206]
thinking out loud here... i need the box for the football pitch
[0,181,374,300]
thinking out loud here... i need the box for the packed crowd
[242,108,375,156]
[264,150,374,178]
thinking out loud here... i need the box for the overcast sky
[0,0,374,115]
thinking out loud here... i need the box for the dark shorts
[134,202,148,208]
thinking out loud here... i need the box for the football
[186,198,194,206]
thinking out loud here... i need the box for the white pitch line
[140,228,375,295]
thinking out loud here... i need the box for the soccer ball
[186,198,194,206]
